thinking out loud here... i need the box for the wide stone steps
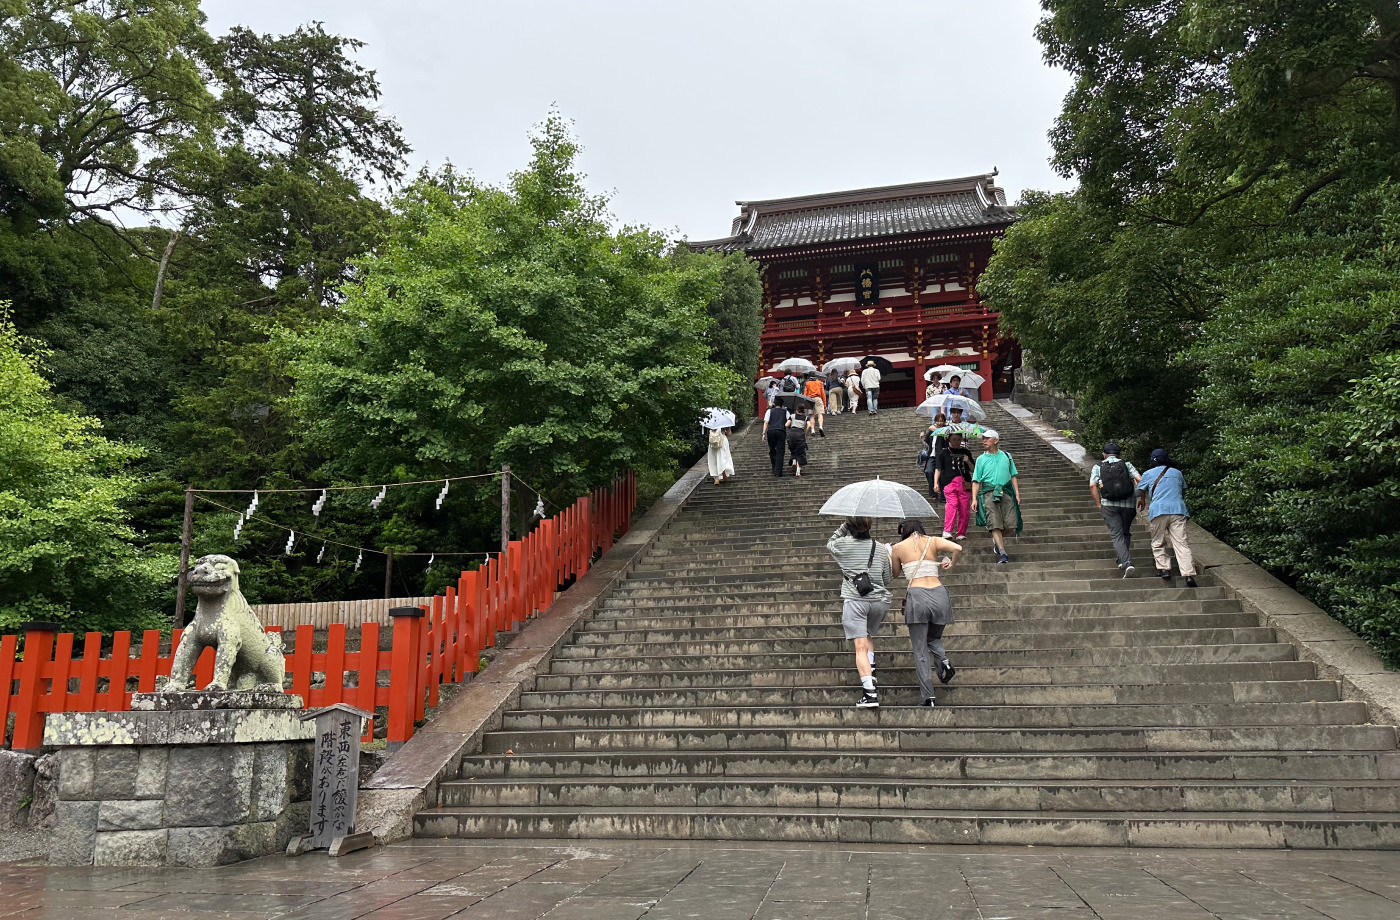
[451,749,1399,782]
[598,588,1232,610]
[534,660,1322,692]
[417,806,1400,849]
[419,402,1400,848]
[517,679,1344,709]
[499,701,1369,731]
[559,627,1277,656]
[583,599,1246,624]
[480,725,1397,756]
[574,612,1265,641]
[435,776,1400,814]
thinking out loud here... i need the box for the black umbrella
[860,355,894,375]
[774,393,815,412]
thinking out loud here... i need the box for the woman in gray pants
[890,519,962,706]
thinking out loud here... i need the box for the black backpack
[1100,459,1134,501]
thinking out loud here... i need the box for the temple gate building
[690,173,1019,409]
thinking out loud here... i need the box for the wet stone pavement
[1,840,1399,919]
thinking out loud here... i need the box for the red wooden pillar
[11,623,58,750]
[914,353,927,406]
[977,353,994,401]
[386,605,426,747]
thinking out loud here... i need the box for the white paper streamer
[533,497,546,519]
[232,513,245,542]
[425,553,434,572]
[284,530,296,555]
[435,479,450,510]
[312,490,327,517]
[245,490,259,517]
[316,543,326,564]
[370,485,386,510]
[354,549,363,571]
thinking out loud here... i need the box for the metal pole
[384,548,394,599]
[174,486,194,627]
[500,464,511,553]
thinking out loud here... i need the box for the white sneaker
[942,532,953,539]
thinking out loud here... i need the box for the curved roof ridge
[735,173,999,213]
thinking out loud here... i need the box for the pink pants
[943,477,970,537]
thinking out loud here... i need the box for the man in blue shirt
[1090,442,1141,576]
[1135,447,1198,587]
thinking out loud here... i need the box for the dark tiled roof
[689,174,1016,254]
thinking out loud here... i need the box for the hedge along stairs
[417,403,1400,848]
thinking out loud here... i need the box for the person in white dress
[707,427,735,485]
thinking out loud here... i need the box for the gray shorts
[904,585,955,626]
[985,494,1019,531]
[841,598,890,640]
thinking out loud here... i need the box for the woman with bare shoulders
[890,519,962,707]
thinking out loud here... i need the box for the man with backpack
[1089,442,1141,577]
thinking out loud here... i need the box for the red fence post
[356,621,381,740]
[458,571,479,676]
[102,631,131,711]
[386,605,425,748]
[11,623,58,751]
[0,635,17,746]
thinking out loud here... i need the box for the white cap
[982,429,1000,440]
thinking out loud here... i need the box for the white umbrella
[700,407,736,430]
[942,370,986,389]
[773,357,818,374]
[820,478,937,519]
[822,357,862,375]
[916,395,986,421]
[925,364,966,381]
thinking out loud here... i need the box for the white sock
[861,676,876,692]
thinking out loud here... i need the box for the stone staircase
[416,404,1400,848]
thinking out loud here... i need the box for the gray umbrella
[819,478,937,519]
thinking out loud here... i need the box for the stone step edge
[413,806,1400,849]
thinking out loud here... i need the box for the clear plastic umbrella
[942,370,986,389]
[917,395,986,421]
[700,407,736,430]
[822,357,862,375]
[924,364,966,381]
[753,376,778,390]
[773,357,818,374]
[820,478,936,519]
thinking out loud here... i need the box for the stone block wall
[51,741,312,867]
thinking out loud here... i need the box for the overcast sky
[202,0,1076,241]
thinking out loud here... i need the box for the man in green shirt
[970,429,1022,563]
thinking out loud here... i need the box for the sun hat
[982,429,1000,440]
[1103,441,1121,455]
[1150,448,1170,465]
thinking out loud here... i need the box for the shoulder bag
[847,540,878,596]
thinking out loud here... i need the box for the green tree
[982,1,1400,663]
[671,247,762,421]
[0,307,169,632]
[0,0,217,232]
[288,116,736,584]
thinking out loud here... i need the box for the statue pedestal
[45,694,316,867]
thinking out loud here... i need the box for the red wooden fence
[2,472,635,750]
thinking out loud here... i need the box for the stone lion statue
[166,554,286,692]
